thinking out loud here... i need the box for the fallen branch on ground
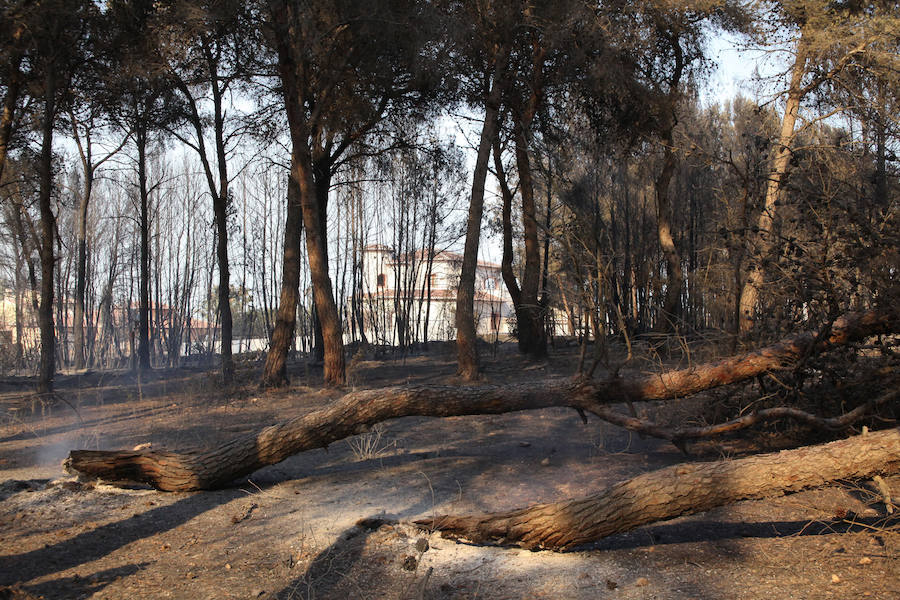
[591,387,898,449]
[63,309,898,491]
[419,427,900,550]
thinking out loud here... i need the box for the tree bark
[512,117,546,358]
[422,427,900,551]
[37,70,58,394]
[738,37,809,333]
[211,63,234,384]
[136,125,152,373]
[64,309,896,491]
[652,33,685,334]
[302,161,345,385]
[654,134,682,333]
[492,132,522,309]
[261,169,303,387]
[73,169,92,370]
[266,0,345,385]
[457,78,503,381]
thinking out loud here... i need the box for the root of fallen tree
[64,309,897,491]
[419,427,900,551]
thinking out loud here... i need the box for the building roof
[362,288,508,303]
[366,246,501,271]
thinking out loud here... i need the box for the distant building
[352,244,514,345]
[0,292,223,371]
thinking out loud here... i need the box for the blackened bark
[457,97,501,381]
[492,131,522,308]
[73,170,92,369]
[261,169,303,387]
[512,118,546,358]
[211,64,234,384]
[303,162,345,385]
[37,71,57,394]
[654,134,682,333]
[136,126,151,372]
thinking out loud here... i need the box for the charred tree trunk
[211,78,234,384]
[261,170,303,387]
[303,162,344,385]
[136,125,152,373]
[73,168,92,370]
[267,5,344,385]
[65,310,897,491]
[652,36,684,335]
[37,70,58,394]
[424,427,900,550]
[512,115,546,358]
[654,136,682,334]
[457,80,502,381]
[492,132,522,310]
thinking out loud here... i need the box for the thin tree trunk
[424,427,900,550]
[37,71,58,394]
[171,66,236,381]
[213,117,234,383]
[136,126,152,372]
[654,134,682,333]
[261,169,303,387]
[69,112,128,371]
[738,37,809,333]
[652,34,685,334]
[492,132,522,309]
[457,79,503,380]
[65,309,896,491]
[72,172,92,370]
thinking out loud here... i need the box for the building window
[377,273,386,287]
[491,310,501,331]
[484,277,496,290]
[430,273,439,289]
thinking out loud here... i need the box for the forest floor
[0,341,897,600]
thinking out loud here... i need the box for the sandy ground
[0,344,897,599]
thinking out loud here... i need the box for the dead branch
[590,388,898,446]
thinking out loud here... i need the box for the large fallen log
[420,427,900,550]
[64,309,897,491]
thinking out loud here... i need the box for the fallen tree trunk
[420,427,900,551]
[64,309,897,491]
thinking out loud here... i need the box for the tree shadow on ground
[582,513,899,552]
[0,489,238,587]
[18,563,148,600]
[274,521,378,600]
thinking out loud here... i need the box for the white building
[352,244,514,345]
